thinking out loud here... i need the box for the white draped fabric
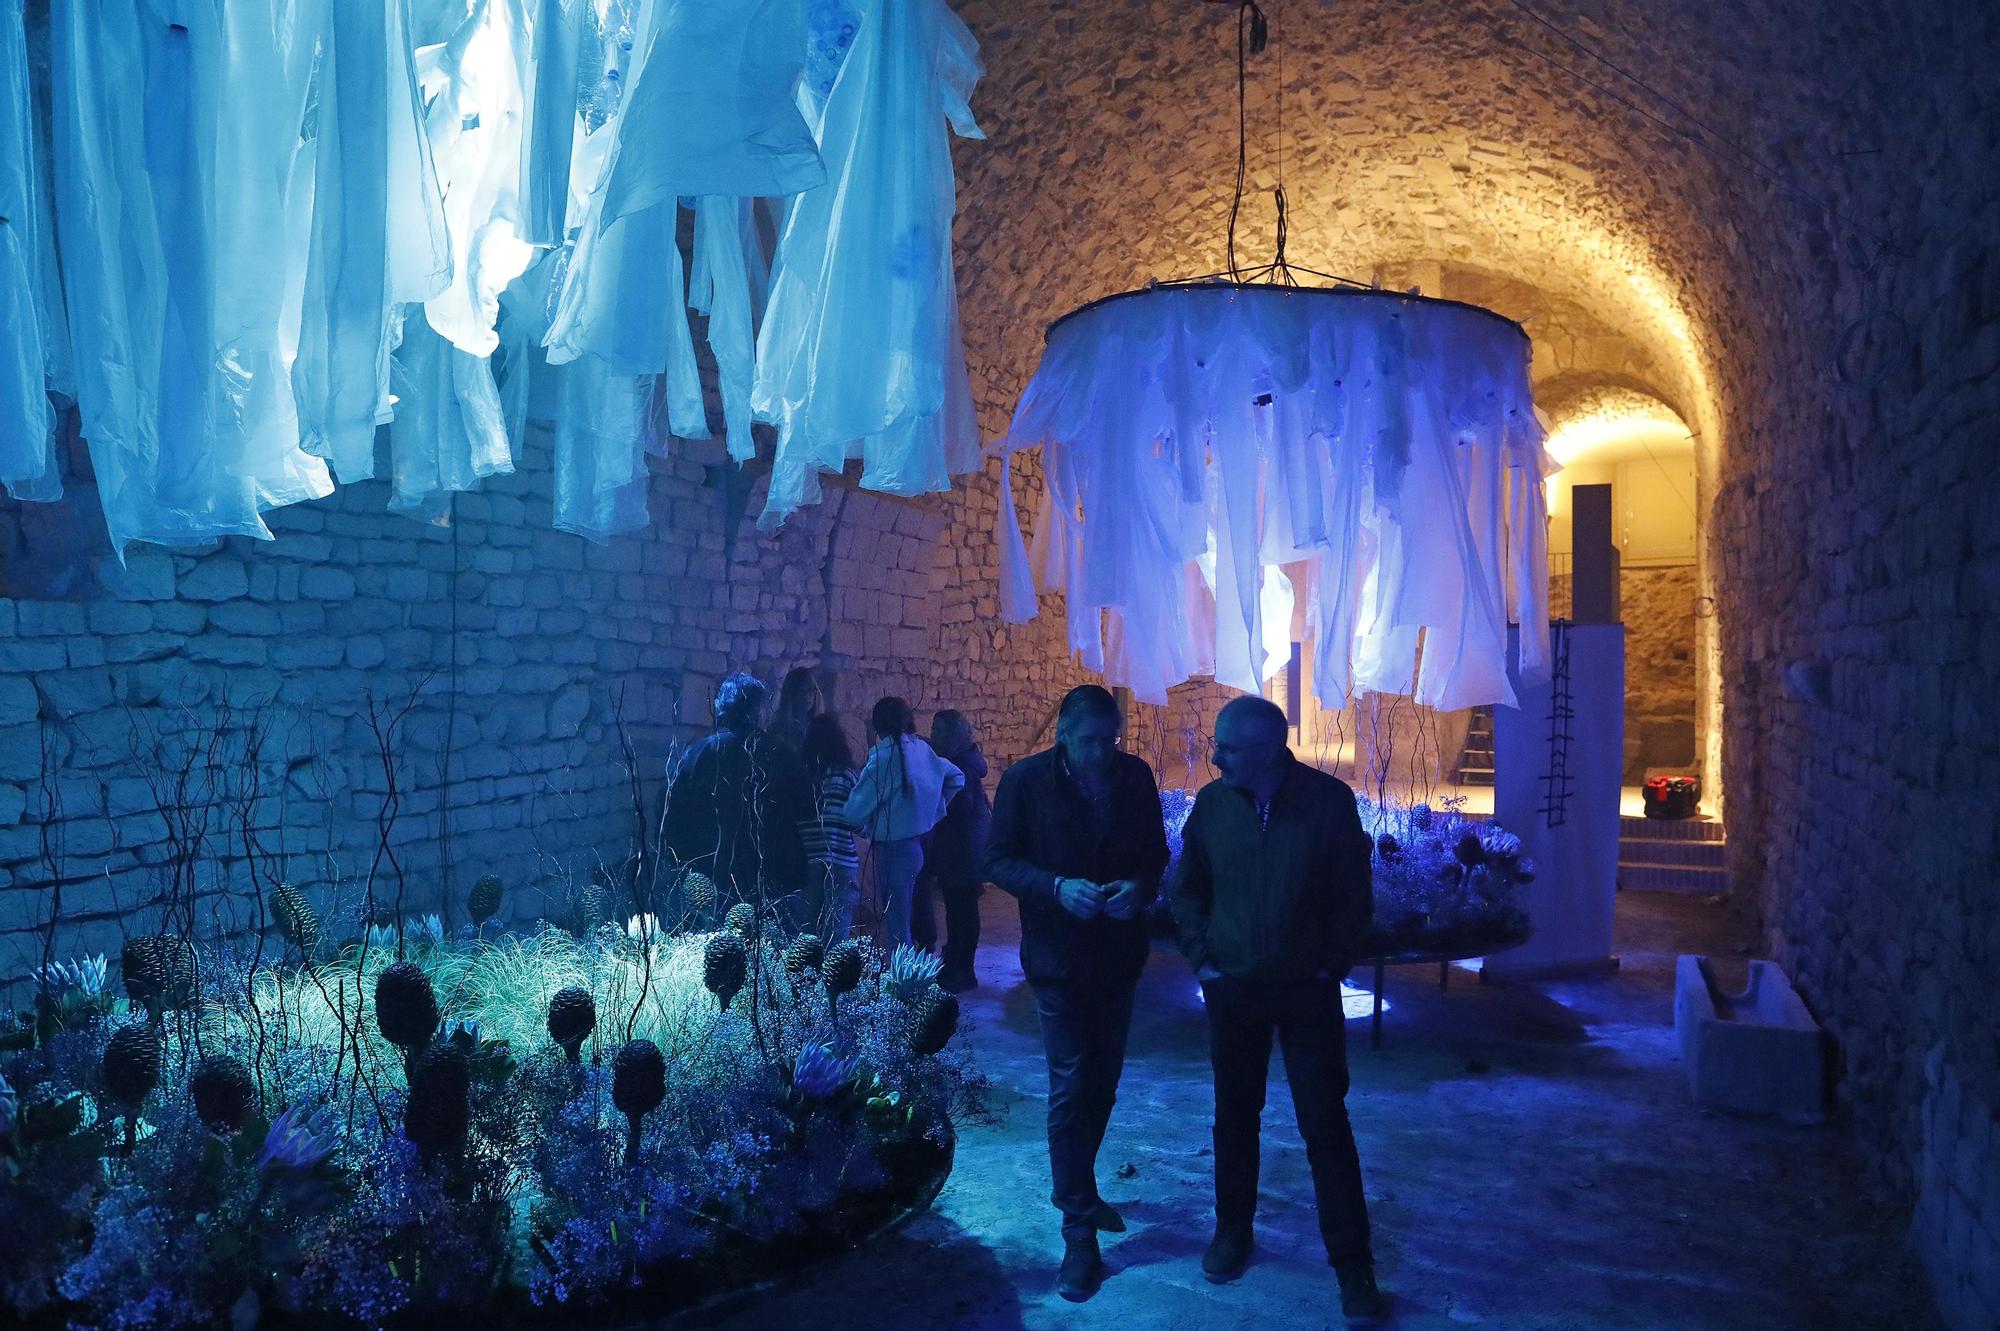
[3,0,984,554]
[750,0,984,529]
[996,284,1554,711]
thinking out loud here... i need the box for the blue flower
[258,1102,339,1172]
[791,1043,858,1101]
[33,953,108,998]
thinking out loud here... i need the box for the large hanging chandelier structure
[993,1,1553,710]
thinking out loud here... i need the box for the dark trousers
[1032,974,1138,1238]
[913,873,981,976]
[1201,974,1372,1265]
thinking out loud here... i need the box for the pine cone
[612,1039,666,1163]
[404,1041,471,1155]
[575,879,611,933]
[546,987,596,1062]
[723,901,757,938]
[374,961,440,1054]
[467,874,503,929]
[821,939,863,998]
[703,932,749,1011]
[102,1024,161,1107]
[122,935,195,1014]
[784,935,825,984]
[191,1054,256,1135]
[272,883,319,954]
[682,871,717,916]
[909,989,960,1059]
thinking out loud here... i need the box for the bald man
[1171,695,1388,1326]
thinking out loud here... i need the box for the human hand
[1056,877,1104,920]
[1100,879,1144,921]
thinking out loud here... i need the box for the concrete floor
[704,890,1934,1331]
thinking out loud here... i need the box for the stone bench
[1673,955,1826,1125]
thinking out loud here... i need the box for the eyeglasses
[1208,735,1279,759]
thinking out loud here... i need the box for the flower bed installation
[0,902,978,1330]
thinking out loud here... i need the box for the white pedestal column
[1484,622,1624,979]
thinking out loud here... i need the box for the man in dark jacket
[987,685,1169,1302]
[662,672,814,916]
[1172,695,1389,1327]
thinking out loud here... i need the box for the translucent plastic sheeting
[7,0,981,554]
[996,284,1554,712]
[0,0,63,500]
[751,0,984,529]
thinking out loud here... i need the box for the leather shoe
[1202,1222,1253,1283]
[1057,1234,1104,1302]
[1085,1199,1126,1232]
[1336,1261,1390,1326]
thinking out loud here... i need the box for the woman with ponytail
[843,696,964,947]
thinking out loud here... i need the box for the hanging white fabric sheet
[597,0,823,219]
[751,0,984,528]
[0,0,61,500]
[997,284,1553,711]
[294,0,451,486]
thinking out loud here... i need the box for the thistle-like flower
[375,961,440,1072]
[784,935,826,986]
[611,1039,667,1163]
[723,901,757,939]
[405,1041,472,1156]
[790,1042,860,1101]
[272,882,319,954]
[681,871,718,916]
[190,1054,256,1135]
[546,988,596,1063]
[703,932,749,1011]
[885,945,942,1002]
[258,1102,339,1172]
[33,954,108,999]
[467,873,504,930]
[908,989,960,1059]
[822,940,864,1002]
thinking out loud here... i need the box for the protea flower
[909,989,960,1059]
[272,882,318,955]
[885,945,942,1002]
[784,935,825,986]
[102,1023,161,1152]
[121,935,195,1020]
[404,1040,472,1156]
[821,940,863,1004]
[682,871,717,916]
[33,954,108,999]
[723,901,758,939]
[703,932,749,1011]
[258,1102,339,1172]
[791,1042,859,1101]
[611,1039,666,1163]
[546,987,596,1062]
[467,874,503,930]
[190,1054,256,1135]
[374,961,440,1074]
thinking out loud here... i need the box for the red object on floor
[1643,775,1701,819]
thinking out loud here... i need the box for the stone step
[1619,814,1724,841]
[1618,837,1726,867]
[1619,861,1729,893]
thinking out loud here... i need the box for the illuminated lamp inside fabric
[995,282,1555,710]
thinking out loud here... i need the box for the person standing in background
[844,696,963,948]
[915,709,990,991]
[796,712,862,938]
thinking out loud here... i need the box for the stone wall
[0,425,952,1006]
[1550,564,1699,781]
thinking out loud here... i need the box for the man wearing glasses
[1172,695,1389,1326]
[986,684,1170,1301]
